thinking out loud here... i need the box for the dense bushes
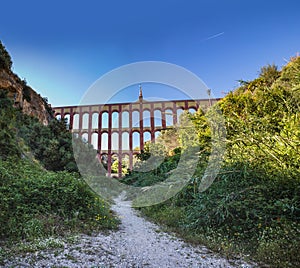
[0,96,118,246]
[0,41,12,71]
[0,89,79,172]
[126,57,300,267]
[18,114,79,172]
[0,90,20,159]
[0,159,118,241]
[0,43,118,247]
[141,162,300,267]
[122,149,181,187]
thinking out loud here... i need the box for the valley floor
[3,195,256,268]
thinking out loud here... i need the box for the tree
[0,41,12,70]
[156,128,180,155]
[0,90,20,159]
[18,116,79,172]
[259,63,280,86]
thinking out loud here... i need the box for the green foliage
[135,144,151,161]
[0,90,20,159]
[0,41,12,71]
[0,44,119,256]
[125,57,300,267]
[0,159,119,241]
[122,148,181,187]
[183,163,299,238]
[219,58,300,174]
[23,120,69,169]
[17,114,78,172]
[178,111,200,150]
[111,159,129,175]
[256,221,300,267]
[135,141,166,161]
[259,63,280,86]
[72,135,106,176]
[0,89,78,172]
[42,96,54,117]
[155,128,180,155]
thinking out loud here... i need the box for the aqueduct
[53,90,217,177]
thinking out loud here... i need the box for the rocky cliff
[0,68,53,125]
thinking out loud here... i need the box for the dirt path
[4,196,255,267]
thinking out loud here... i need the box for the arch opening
[132,111,140,128]
[165,109,173,127]
[154,110,162,127]
[112,111,119,129]
[122,132,129,150]
[92,113,99,129]
[101,112,109,129]
[82,113,89,129]
[122,111,129,128]
[101,132,108,150]
[143,110,151,127]
[91,132,98,150]
[73,114,79,130]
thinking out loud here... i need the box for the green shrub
[127,57,300,267]
[17,114,79,172]
[0,41,12,71]
[256,221,300,267]
[0,90,20,159]
[0,159,119,241]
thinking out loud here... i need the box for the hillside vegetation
[0,42,118,263]
[123,58,300,267]
[0,41,53,125]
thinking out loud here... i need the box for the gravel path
[3,196,255,267]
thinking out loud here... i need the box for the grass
[134,162,300,268]
[0,158,120,264]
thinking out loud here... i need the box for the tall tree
[0,41,12,70]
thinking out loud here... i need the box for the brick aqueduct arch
[53,91,217,178]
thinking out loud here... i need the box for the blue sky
[0,0,299,106]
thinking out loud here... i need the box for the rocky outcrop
[0,69,53,125]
